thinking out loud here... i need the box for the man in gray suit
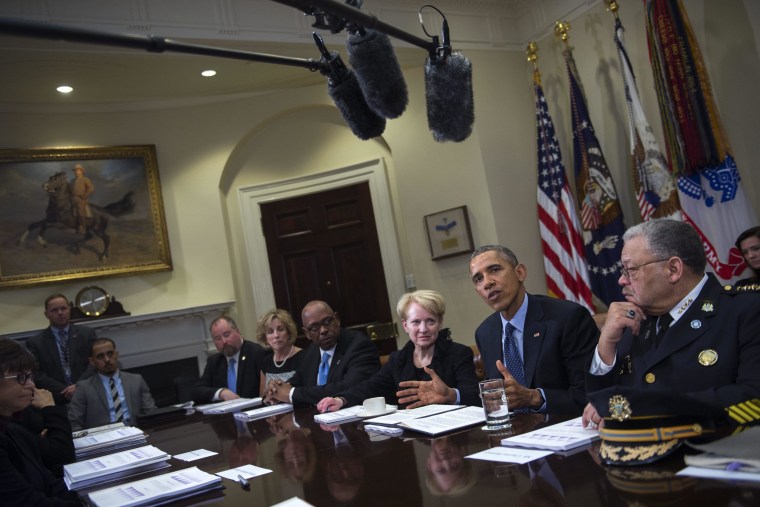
[68,338,156,431]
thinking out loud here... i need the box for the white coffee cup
[362,396,386,415]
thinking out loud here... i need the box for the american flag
[534,79,594,313]
[565,48,627,306]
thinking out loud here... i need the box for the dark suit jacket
[586,274,760,408]
[68,371,157,431]
[475,294,598,415]
[340,330,480,407]
[193,340,267,403]
[12,405,74,478]
[26,324,98,404]
[290,328,381,407]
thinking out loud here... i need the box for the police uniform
[586,274,760,413]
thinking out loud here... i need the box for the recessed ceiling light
[57,85,73,94]
[201,70,216,77]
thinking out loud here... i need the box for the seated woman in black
[0,338,79,506]
[256,309,303,397]
[735,226,760,287]
[317,290,479,412]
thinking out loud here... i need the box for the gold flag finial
[554,20,571,43]
[526,42,538,64]
[604,0,620,19]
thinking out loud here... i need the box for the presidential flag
[563,47,626,306]
[534,70,594,313]
[645,0,757,283]
[612,16,681,222]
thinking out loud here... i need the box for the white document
[195,397,263,414]
[501,416,598,451]
[216,464,272,481]
[64,445,169,488]
[73,426,144,450]
[87,466,222,507]
[364,404,460,425]
[270,497,316,507]
[466,446,553,464]
[173,449,218,462]
[313,405,366,424]
[677,465,760,483]
[398,406,486,435]
[72,422,126,438]
[234,403,293,422]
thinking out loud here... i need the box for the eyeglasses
[3,372,34,385]
[619,259,669,280]
[305,316,336,334]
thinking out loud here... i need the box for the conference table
[82,406,759,506]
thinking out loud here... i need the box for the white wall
[1,0,758,347]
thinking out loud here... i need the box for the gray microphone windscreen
[328,69,386,140]
[347,29,408,119]
[424,52,474,142]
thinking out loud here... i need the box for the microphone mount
[418,4,451,62]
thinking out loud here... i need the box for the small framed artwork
[424,205,475,260]
[0,145,172,288]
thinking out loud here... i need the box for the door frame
[238,158,404,317]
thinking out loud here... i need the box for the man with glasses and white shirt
[583,219,760,428]
[265,300,380,407]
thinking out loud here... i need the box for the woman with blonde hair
[317,290,479,412]
[256,309,303,397]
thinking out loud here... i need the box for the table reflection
[425,434,476,496]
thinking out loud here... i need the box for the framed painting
[0,145,172,288]
[424,205,475,260]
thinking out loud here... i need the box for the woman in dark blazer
[0,338,80,506]
[317,290,480,412]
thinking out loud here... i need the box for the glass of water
[478,379,511,431]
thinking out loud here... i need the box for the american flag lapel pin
[533,332,540,338]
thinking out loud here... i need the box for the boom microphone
[423,16,474,142]
[314,33,386,140]
[346,28,409,119]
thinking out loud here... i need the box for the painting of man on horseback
[17,169,135,261]
[0,145,172,289]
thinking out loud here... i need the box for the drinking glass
[478,379,511,430]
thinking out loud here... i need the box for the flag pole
[526,41,540,86]
[604,0,620,21]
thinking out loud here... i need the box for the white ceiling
[0,0,594,111]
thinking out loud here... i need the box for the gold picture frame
[424,205,475,260]
[0,145,172,288]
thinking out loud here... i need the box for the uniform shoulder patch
[722,283,760,295]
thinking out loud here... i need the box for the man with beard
[193,316,267,403]
[265,301,380,407]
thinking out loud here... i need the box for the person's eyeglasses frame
[305,315,337,334]
[3,372,34,385]
[619,258,670,280]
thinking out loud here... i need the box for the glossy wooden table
[90,408,759,506]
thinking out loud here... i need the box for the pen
[236,474,250,490]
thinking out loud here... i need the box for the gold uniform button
[645,373,656,384]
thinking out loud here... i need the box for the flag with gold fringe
[645,0,757,283]
[612,15,681,221]
[562,46,626,306]
[533,65,595,313]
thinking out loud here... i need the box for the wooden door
[260,182,392,331]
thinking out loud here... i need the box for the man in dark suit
[68,338,156,430]
[26,293,98,405]
[192,315,267,403]
[583,219,760,427]
[266,300,381,407]
[470,245,598,414]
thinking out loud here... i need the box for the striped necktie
[109,377,124,422]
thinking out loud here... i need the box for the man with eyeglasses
[583,219,760,428]
[26,293,98,405]
[68,337,156,431]
[265,300,380,407]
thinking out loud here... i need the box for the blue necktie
[227,358,237,393]
[317,352,331,386]
[503,322,526,386]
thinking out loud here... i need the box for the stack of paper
[72,422,126,439]
[87,466,223,507]
[64,445,170,490]
[313,406,366,425]
[74,426,147,459]
[397,406,486,435]
[364,404,461,425]
[678,427,760,482]
[234,403,293,422]
[195,397,262,414]
[501,416,599,452]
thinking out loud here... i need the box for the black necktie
[654,313,673,347]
